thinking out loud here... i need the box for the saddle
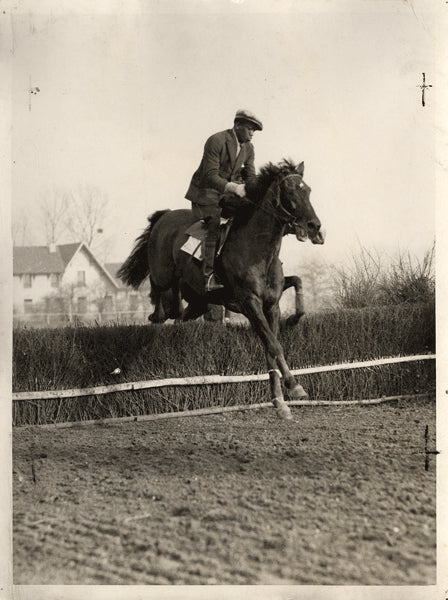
[180,217,232,261]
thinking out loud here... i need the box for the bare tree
[295,255,334,312]
[90,281,115,317]
[65,184,110,249]
[35,184,112,257]
[40,187,69,244]
[12,208,31,246]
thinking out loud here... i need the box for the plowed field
[13,397,436,585]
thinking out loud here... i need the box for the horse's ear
[297,162,304,176]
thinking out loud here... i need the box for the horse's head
[273,161,324,244]
[286,222,326,245]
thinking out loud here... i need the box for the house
[104,262,150,316]
[13,242,121,322]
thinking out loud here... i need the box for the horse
[118,159,323,419]
[151,273,305,325]
[150,241,309,326]
[201,274,306,325]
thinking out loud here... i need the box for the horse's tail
[117,209,170,289]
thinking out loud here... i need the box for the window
[50,273,59,288]
[23,274,32,288]
[129,294,138,311]
[77,297,87,313]
[47,297,63,312]
[24,299,33,313]
[77,271,86,286]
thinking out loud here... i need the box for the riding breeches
[191,202,221,277]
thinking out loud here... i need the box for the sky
[9,0,446,275]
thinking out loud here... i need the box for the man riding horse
[185,109,263,293]
[118,153,323,418]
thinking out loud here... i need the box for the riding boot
[203,221,224,293]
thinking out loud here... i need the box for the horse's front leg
[264,303,292,420]
[244,296,308,419]
[181,300,209,321]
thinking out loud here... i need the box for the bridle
[230,171,308,226]
[263,173,307,226]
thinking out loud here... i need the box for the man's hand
[224,182,246,198]
[234,184,246,198]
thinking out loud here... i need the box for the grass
[331,245,435,309]
[13,302,435,425]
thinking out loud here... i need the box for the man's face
[235,120,257,144]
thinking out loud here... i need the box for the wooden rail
[21,393,433,430]
[12,354,435,402]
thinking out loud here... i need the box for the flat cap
[234,109,263,131]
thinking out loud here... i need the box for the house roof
[13,244,119,289]
[58,243,82,267]
[104,262,123,283]
[13,243,81,275]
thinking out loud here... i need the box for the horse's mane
[246,158,302,200]
[231,158,303,225]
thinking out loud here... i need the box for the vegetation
[13,302,435,426]
[13,183,113,260]
[331,245,435,309]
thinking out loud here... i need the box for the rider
[185,109,263,293]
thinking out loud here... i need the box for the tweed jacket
[185,129,256,206]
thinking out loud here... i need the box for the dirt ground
[13,397,436,585]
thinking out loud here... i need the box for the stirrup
[206,274,224,292]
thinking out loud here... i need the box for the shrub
[379,245,435,305]
[331,244,435,309]
[13,302,435,425]
[331,248,383,309]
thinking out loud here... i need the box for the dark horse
[157,272,308,326]
[118,160,323,419]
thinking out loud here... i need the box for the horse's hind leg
[148,279,168,323]
[171,279,184,320]
[283,276,305,327]
[161,280,183,320]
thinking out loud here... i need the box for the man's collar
[232,127,241,147]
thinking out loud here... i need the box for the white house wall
[13,274,54,311]
[62,247,115,294]
[13,247,117,315]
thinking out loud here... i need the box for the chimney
[49,243,57,253]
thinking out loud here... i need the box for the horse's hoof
[273,398,293,420]
[289,384,308,400]
[148,314,164,324]
[276,405,293,420]
[285,314,304,327]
